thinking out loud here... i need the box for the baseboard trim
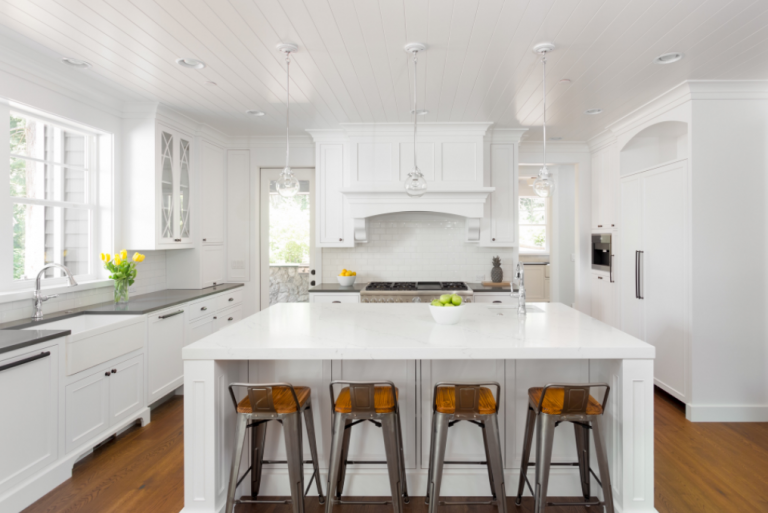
[686,403,768,422]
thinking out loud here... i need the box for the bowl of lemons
[337,269,357,286]
[429,294,465,325]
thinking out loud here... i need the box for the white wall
[322,212,515,283]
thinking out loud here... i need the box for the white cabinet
[65,354,144,454]
[202,245,225,287]
[187,314,218,346]
[147,306,185,404]
[591,145,618,230]
[590,273,612,323]
[474,293,514,304]
[216,305,243,330]
[484,143,517,246]
[522,264,548,302]
[620,160,688,401]
[316,143,348,247]
[0,345,59,496]
[200,141,226,244]
[309,293,360,303]
[123,120,194,250]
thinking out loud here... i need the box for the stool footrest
[344,460,388,464]
[548,499,602,507]
[346,418,382,429]
[443,460,488,465]
[237,499,291,505]
[336,499,391,505]
[439,500,495,506]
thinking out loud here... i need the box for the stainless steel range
[360,282,474,303]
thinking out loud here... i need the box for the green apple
[431,300,443,307]
[443,303,455,307]
[451,294,462,306]
[439,294,453,304]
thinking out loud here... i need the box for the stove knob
[412,297,422,303]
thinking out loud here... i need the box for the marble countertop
[183,302,654,361]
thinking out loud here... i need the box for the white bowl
[429,304,465,325]
[337,275,356,286]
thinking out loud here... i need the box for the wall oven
[591,234,612,275]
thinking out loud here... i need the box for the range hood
[340,187,494,243]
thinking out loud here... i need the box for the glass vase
[114,279,130,303]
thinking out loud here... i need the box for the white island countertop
[183,302,654,360]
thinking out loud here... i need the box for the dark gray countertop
[521,262,550,265]
[0,283,244,355]
[468,282,517,293]
[309,283,367,293]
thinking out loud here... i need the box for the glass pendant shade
[532,167,554,198]
[276,167,300,197]
[404,167,427,197]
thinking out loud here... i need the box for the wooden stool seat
[334,385,398,413]
[237,386,311,414]
[528,387,603,415]
[435,386,497,414]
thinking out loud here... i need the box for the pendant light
[404,43,427,198]
[276,43,300,197]
[532,43,555,198]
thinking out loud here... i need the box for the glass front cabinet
[158,129,192,246]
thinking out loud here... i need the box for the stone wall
[269,265,310,305]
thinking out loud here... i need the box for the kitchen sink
[23,314,146,375]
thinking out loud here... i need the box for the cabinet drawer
[310,293,360,304]
[216,305,243,330]
[474,294,514,304]
[187,314,217,346]
[188,296,218,322]
[217,288,243,310]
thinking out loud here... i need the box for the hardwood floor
[22,389,768,513]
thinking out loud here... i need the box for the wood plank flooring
[22,388,768,513]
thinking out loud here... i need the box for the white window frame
[518,194,551,255]
[1,103,109,293]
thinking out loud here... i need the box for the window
[519,195,549,253]
[8,111,98,285]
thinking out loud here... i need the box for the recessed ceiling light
[410,109,428,115]
[585,108,603,115]
[205,81,217,86]
[245,110,265,116]
[550,137,563,140]
[176,57,206,69]
[61,57,92,69]
[654,52,683,64]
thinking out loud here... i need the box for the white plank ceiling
[1,0,767,139]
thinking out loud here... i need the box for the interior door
[619,174,644,339]
[260,168,316,310]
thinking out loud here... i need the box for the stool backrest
[329,380,398,413]
[228,382,301,414]
[433,382,501,414]
[538,383,610,415]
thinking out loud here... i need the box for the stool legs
[302,399,325,503]
[251,420,268,498]
[591,418,615,513]
[426,413,450,513]
[424,412,437,505]
[484,415,508,513]
[382,414,405,513]
[395,411,410,503]
[225,414,249,513]
[336,419,353,498]
[533,414,556,513]
[283,412,305,513]
[515,406,537,505]
[574,422,591,502]
[325,413,345,513]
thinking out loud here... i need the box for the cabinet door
[178,136,192,241]
[591,274,611,323]
[147,307,185,404]
[619,175,644,340]
[591,152,602,230]
[216,305,243,331]
[522,265,546,302]
[488,144,516,245]
[109,355,144,427]
[187,314,218,346]
[66,368,110,454]
[0,346,59,495]
[159,130,177,243]
[202,244,225,287]
[201,142,225,243]
[317,144,346,246]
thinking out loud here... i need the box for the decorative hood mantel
[307,124,526,246]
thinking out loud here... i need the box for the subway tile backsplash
[322,213,516,283]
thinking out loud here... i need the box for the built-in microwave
[591,234,612,274]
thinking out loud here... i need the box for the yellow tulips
[100,249,142,303]
[132,252,145,262]
[114,255,122,265]
[120,249,128,260]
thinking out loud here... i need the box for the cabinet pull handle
[159,310,184,319]
[201,306,208,311]
[598,224,603,228]
[174,238,181,242]
[105,372,111,377]
[0,351,50,373]
[611,224,615,227]
[638,251,644,299]
[112,369,117,374]
[493,301,502,304]
[213,316,218,320]
[332,301,341,303]
[228,317,234,321]
[609,254,614,283]
[228,298,234,302]
[203,238,207,242]
[598,276,603,280]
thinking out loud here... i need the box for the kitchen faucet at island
[33,263,78,320]
[515,261,526,315]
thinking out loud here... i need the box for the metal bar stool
[515,383,613,513]
[225,382,324,513]
[326,380,409,513]
[425,382,506,513]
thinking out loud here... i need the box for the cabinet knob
[339,238,342,242]
[611,224,615,227]
[492,238,496,241]
[203,238,207,242]
[597,225,603,228]
[310,280,316,286]
[228,317,234,321]
[201,306,207,311]
[213,316,217,320]
[310,269,316,275]
[228,298,234,302]
[105,372,111,377]
[112,369,117,374]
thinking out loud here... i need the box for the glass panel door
[260,168,315,310]
[178,138,190,239]
[160,131,174,240]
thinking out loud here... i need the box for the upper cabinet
[123,116,194,250]
[590,142,618,231]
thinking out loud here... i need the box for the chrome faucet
[515,261,526,315]
[33,263,78,320]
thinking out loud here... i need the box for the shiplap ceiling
[1,0,767,139]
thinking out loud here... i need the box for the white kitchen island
[181,302,656,513]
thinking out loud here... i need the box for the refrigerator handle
[637,251,644,300]
[635,251,639,299]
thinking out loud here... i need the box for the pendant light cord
[413,51,418,171]
[542,54,547,174]
[285,52,291,171]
